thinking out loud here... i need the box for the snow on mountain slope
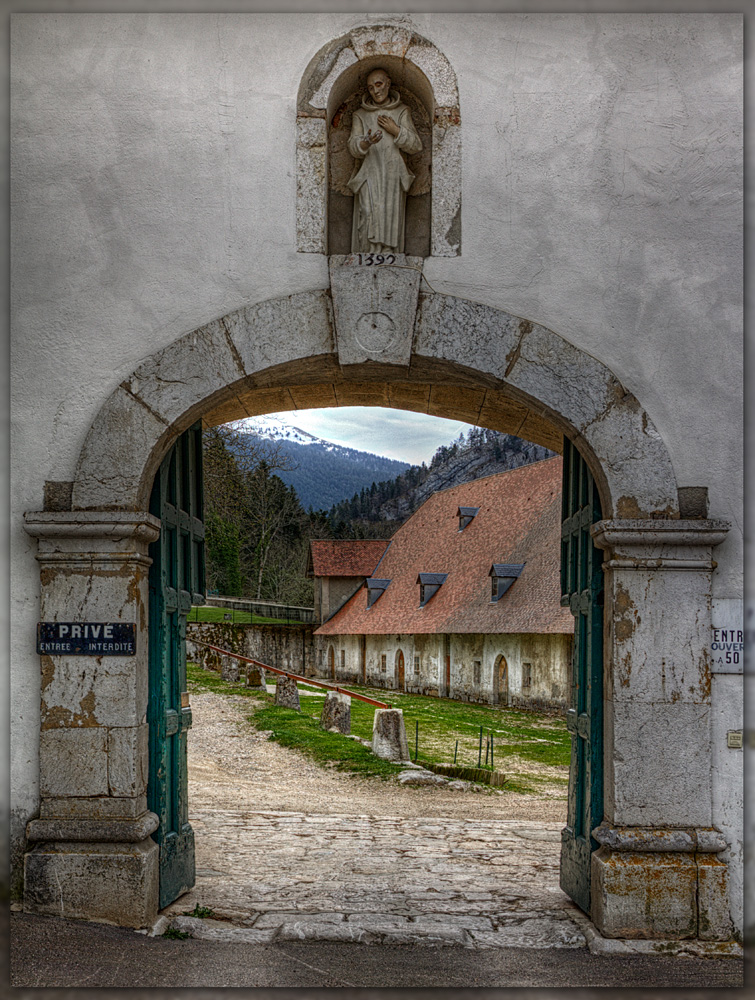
[237,414,411,511]
[243,414,320,446]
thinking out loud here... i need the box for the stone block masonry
[187,621,315,678]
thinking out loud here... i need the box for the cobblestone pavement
[162,810,582,948]
[161,690,583,948]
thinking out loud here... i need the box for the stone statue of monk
[347,68,422,254]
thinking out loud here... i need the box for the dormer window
[417,572,448,607]
[490,563,525,602]
[457,507,479,531]
[366,578,391,608]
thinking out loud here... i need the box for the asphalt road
[8,912,746,991]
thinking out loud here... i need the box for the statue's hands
[377,114,400,137]
[359,128,383,153]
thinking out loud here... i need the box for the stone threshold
[147,909,743,954]
[149,911,588,949]
[565,905,743,958]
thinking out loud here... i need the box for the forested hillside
[236,430,410,511]
[203,424,555,604]
[327,428,555,537]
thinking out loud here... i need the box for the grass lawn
[187,606,299,626]
[186,662,570,795]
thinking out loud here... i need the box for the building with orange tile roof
[306,539,389,626]
[312,457,573,710]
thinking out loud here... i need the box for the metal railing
[192,639,391,709]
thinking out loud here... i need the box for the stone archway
[24,284,731,940]
[67,287,678,517]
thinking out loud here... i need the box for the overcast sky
[244,407,475,465]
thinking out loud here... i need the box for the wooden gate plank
[559,438,604,915]
[148,424,205,909]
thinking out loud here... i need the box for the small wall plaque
[727,730,743,749]
[37,622,136,655]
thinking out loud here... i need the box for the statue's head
[366,69,391,105]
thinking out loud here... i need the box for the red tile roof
[315,457,573,636]
[308,539,389,578]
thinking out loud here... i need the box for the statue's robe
[347,90,422,253]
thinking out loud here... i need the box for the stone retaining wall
[187,622,316,677]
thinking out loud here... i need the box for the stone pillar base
[591,825,732,941]
[24,838,159,928]
[245,665,266,690]
[372,708,409,761]
[321,691,351,733]
[274,675,300,710]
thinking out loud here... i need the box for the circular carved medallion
[355,311,396,354]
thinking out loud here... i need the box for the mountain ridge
[237,419,410,511]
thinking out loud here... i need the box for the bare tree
[202,422,295,522]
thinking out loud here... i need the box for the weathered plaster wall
[481,633,573,712]
[11,12,742,921]
[316,631,570,712]
[710,670,744,934]
[10,12,742,553]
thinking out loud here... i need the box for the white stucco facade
[10,13,742,938]
[315,631,572,711]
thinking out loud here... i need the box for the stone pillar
[220,655,240,683]
[274,675,300,710]
[372,708,409,762]
[245,664,266,690]
[321,691,351,734]
[591,518,732,939]
[23,512,161,928]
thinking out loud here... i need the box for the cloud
[244,407,474,465]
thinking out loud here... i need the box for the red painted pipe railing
[192,639,391,709]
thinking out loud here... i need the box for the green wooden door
[559,438,604,915]
[148,424,205,909]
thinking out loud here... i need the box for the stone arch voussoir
[71,289,679,519]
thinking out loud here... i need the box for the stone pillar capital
[591,518,730,571]
[592,518,730,550]
[24,511,160,568]
[24,510,160,545]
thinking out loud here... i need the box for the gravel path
[187,690,568,822]
[163,690,577,948]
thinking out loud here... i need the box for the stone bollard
[372,708,409,761]
[274,674,300,710]
[245,664,267,690]
[221,655,240,683]
[320,691,351,734]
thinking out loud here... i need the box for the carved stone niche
[327,57,433,257]
[296,25,461,258]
